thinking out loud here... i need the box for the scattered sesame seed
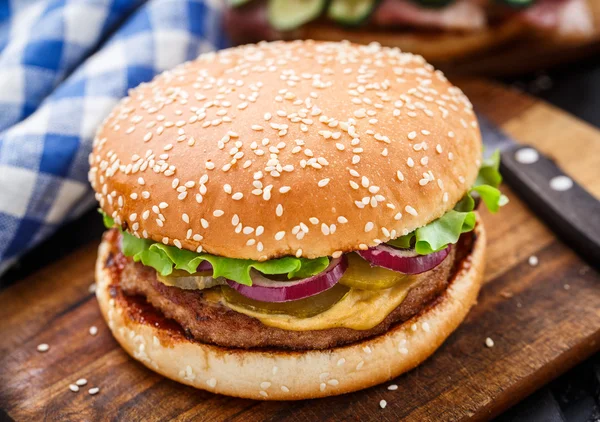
[485,337,495,348]
[380,400,387,409]
[76,378,88,386]
[88,387,100,395]
[37,343,49,353]
[388,384,398,391]
[69,384,79,392]
[528,255,539,266]
[89,326,98,336]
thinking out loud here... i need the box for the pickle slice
[222,283,349,318]
[339,253,411,290]
[157,270,226,290]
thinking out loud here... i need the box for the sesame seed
[485,337,495,348]
[364,222,374,232]
[388,384,398,391]
[318,178,330,187]
[275,231,285,240]
[88,387,100,395]
[76,378,88,386]
[405,206,418,216]
[528,255,539,266]
[380,400,387,409]
[213,210,224,217]
[37,343,49,352]
[89,326,98,336]
[69,384,79,392]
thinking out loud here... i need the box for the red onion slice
[357,244,449,274]
[197,261,213,272]
[226,256,348,303]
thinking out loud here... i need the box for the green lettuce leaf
[471,185,505,213]
[475,150,502,188]
[290,257,330,279]
[99,209,330,285]
[149,242,318,286]
[414,210,476,254]
[386,233,415,249]
[99,209,115,229]
[386,210,476,255]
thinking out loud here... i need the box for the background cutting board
[0,79,599,422]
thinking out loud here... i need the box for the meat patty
[107,232,460,350]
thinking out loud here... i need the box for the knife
[477,113,600,269]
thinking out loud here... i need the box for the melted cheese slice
[221,275,420,331]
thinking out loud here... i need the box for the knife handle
[499,144,600,268]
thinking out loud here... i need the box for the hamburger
[224,0,598,65]
[89,40,506,400]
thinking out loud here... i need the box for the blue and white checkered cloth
[0,0,228,274]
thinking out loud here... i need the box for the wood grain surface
[1,80,599,422]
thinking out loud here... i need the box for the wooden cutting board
[1,79,599,422]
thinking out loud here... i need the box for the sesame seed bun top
[89,40,482,261]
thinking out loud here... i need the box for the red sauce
[103,230,187,340]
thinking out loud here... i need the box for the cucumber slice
[227,0,252,7]
[328,0,379,26]
[495,0,535,9]
[411,0,454,8]
[268,0,327,31]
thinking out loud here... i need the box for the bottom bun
[95,219,486,400]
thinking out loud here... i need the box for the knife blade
[477,112,600,268]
